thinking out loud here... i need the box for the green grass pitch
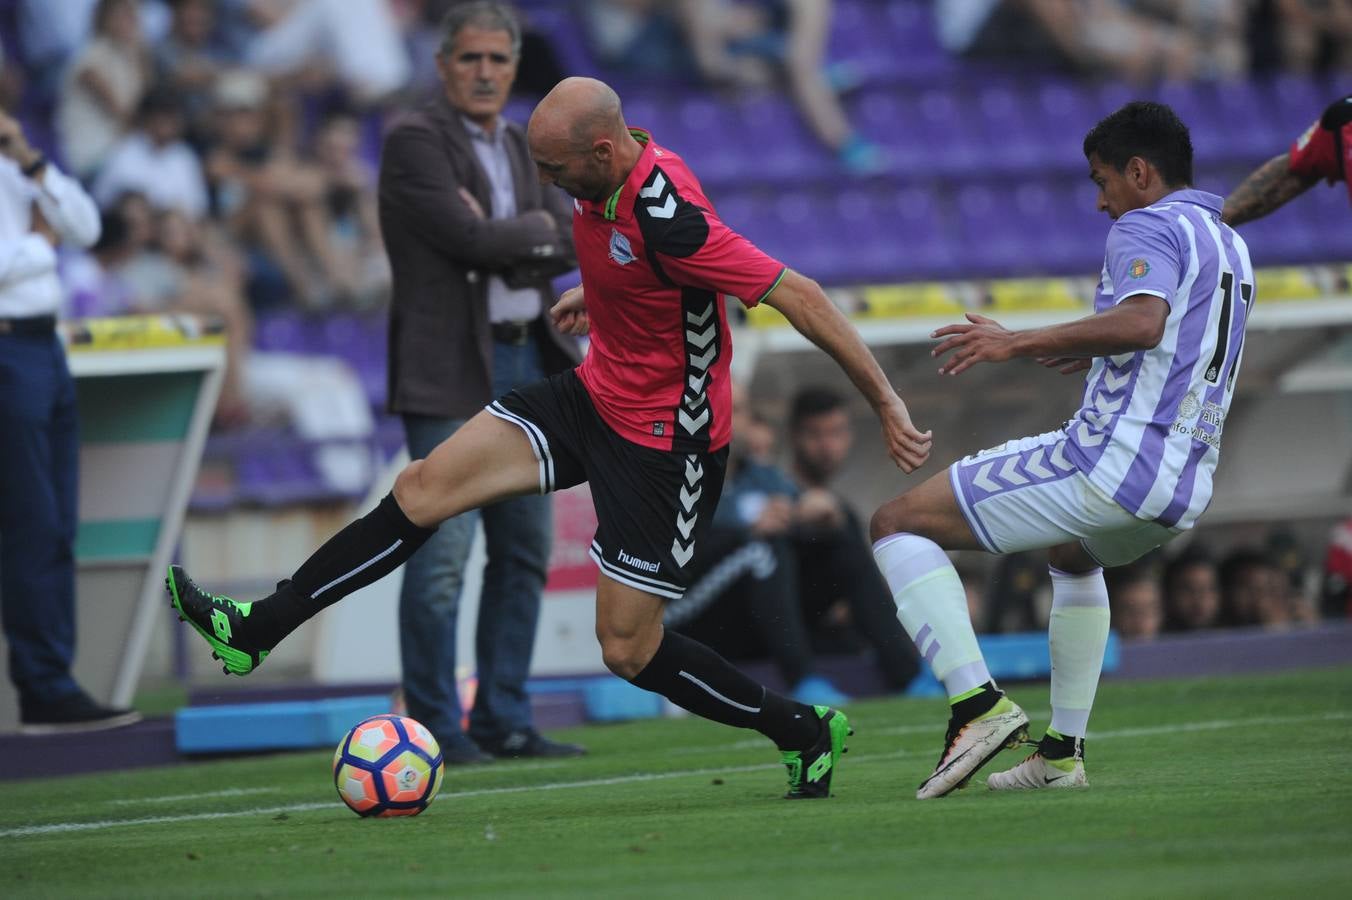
[2,666,1349,899]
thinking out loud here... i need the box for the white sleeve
[32,162,102,249]
[0,233,58,286]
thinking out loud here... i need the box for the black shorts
[488,369,728,599]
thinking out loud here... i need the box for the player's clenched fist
[550,285,589,336]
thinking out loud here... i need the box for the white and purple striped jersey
[1064,189,1255,531]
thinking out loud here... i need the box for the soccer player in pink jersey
[167,77,932,799]
[870,101,1257,798]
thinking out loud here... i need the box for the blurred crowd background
[3,0,1349,658]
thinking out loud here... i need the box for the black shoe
[166,564,270,676]
[439,737,495,766]
[781,705,852,799]
[477,728,586,759]
[20,692,142,736]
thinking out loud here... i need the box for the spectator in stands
[1260,0,1352,73]
[155,0,235,146]
[785,387,919,689]
[204,70,346,308]
[673,0,884,173]
[0,108,139,733]
[306,112,390,308]
[583,0,695,77]
[17,0,99,101]
[1322,517,1352,619]
[381,2,582,763]
[1219,548,1290,629]
[63,205,140,320]
[672,382,853,706]
[936,0,1245,82]
[985,551,1050,633]
[240,0,413,103]
[1162,546,1220,632]
[93,88,210,219]
[1224,95,1352,227]
[56,0,151,178]
[1107,558,1163,641]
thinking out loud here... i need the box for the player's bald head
[527,77,641,203]
[529,77,626,151]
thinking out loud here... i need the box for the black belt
[491,319,534,346]
[0,315,56,336]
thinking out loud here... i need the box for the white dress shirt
[0,156,101,318]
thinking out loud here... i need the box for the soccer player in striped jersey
[870,101,1257,798]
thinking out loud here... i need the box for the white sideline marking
[108,787,278,805]
[6,710,1350,838]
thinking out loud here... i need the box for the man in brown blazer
[379,1,583,763]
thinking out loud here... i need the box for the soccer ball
[332,715,445,817]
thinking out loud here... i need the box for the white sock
[872,533,989,698]
[1048,565,1110,738]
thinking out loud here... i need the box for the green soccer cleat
[781,706,852,799]
[166,564,270,675]
[916,694,1029,800]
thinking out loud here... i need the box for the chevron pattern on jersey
[964,440,1078,503]
[671,453,705,567]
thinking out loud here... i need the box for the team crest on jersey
[1128,258,1150,279]
[609,228,636,265]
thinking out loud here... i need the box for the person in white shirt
[93,87,209,218]
[0,108,140,734]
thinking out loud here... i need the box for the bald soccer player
[166,78,932,800]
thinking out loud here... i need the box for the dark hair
[1083,100,1193,188]
[1217,547,1276,593]
[1162,545,1213,593]
[92,0,134,36]
[788,386,847,431]
[93,208,130,254]
[438,1,521,57]
[138,86,185,121]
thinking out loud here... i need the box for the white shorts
[949,429,1182,568]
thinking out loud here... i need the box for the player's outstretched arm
[762,270,932,473]
[931,295,1167,377]
[1222,152,1319,227]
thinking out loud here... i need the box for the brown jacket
[379,93,581,419]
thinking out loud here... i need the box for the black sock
[248,493,436,646]
[1041,729,1082,760]
[629,630,819,750]
[950,681,1001,724]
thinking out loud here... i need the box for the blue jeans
[398,340,552,745]
[0,333,81,706]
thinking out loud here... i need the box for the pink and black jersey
[1288,95,1352,206]
[572,130,787,453]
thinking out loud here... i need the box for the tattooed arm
[1222,153,1320,227]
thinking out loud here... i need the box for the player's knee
[392,460,438,528]
[596,626,655,680]
[869,500,907,544]
[598,638,646,680]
